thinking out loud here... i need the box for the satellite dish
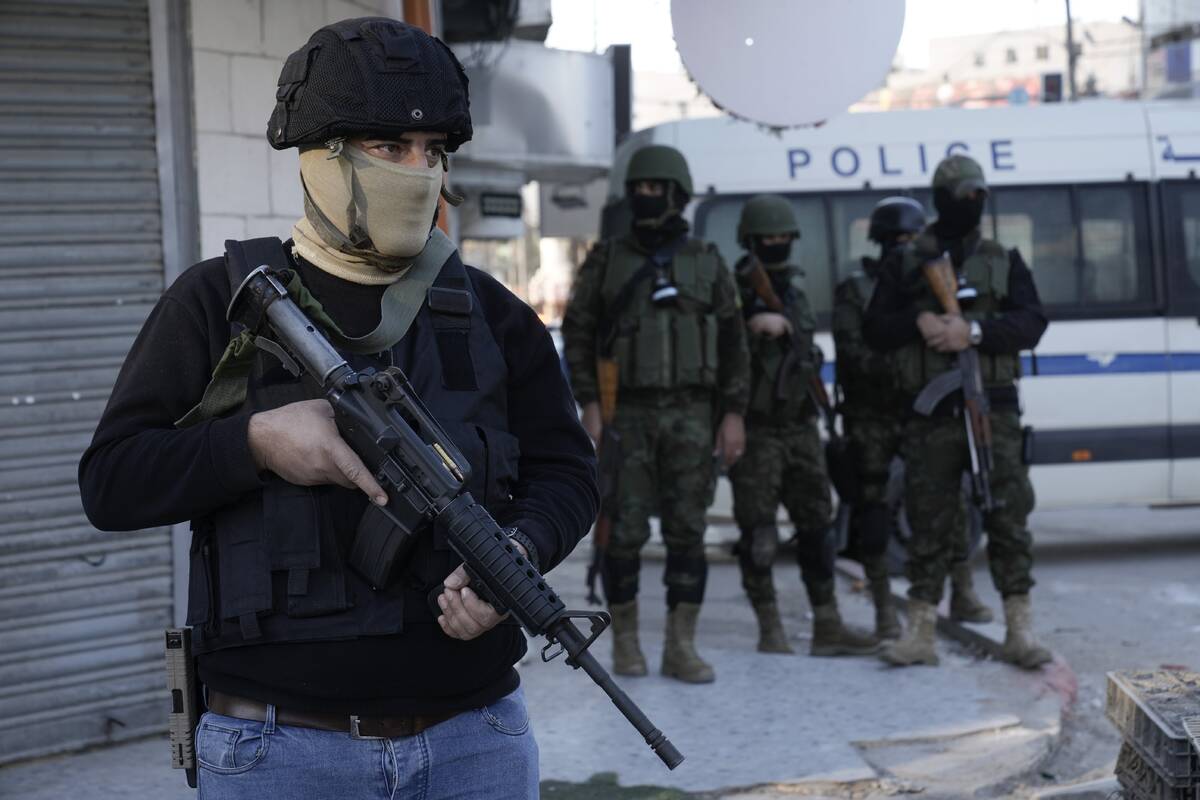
[671,0,906,127]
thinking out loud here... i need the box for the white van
[611,100,1200,509]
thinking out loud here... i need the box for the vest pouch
[213,500,272,638]
[747,346,782,416]
[262,478,321,571]
[632,313,672,388]
[262,481,351,618]
[185,522,215,629]
[700,314,718,385]
[673,313,705,386]
[477,424,521,507]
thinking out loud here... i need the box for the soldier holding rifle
[863,155,1052,669]
[731,195,878,658]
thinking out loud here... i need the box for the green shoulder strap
[175,229,457,428]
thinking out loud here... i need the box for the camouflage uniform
[867,155,1051,669]
[730,256,835,608]
[562,234,749,608]
[831,265,901,587]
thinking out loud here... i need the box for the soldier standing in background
[833,197,995,641]
[730,195,878,657]
[864,155,1052,669]
[562,145,750,683]
[832,197,923,642]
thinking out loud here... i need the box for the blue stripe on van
[819,353,1200,383]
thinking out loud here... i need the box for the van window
[1077,185,1151,305]
[991,187,1078,305]
[1164,182,1200,312]
[695,181,1155,325]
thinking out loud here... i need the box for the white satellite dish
[670,0,906,127]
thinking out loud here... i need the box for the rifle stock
[587,358,621,605]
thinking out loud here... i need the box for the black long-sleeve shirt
[863,246,1047,356]
[78,251,598,714]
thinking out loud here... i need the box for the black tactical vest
[186,246,520,654]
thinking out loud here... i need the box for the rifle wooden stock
[745,258,785,313]
[922,257,962,316]
[589,357,621,604]
[597,358,619,426]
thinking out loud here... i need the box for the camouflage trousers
[602,394,716,608]
[901,408,1035,605]
[729,418,835,607]
[843,411,901,584]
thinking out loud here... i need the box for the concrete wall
[189,0,401,259]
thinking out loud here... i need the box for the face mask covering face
[293,144,443,284]
[630,192,671,223]
[933,187,986,240]
[753,239,792,266]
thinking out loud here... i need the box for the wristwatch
[968,320,983,346]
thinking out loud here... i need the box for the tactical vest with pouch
[601,235,721,391]
[185,239,521,655]
[740,261,816,421]
[895,237,1021,397]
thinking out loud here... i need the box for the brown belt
[207,690,462,739]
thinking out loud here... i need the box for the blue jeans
[196,687,539,799]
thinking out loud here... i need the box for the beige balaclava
[293,142,443,285]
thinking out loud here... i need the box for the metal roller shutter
[0,0,172,764]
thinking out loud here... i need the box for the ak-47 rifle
[226,265,683,770]
[914,255,995,511]
[586,358,621,605]
[741,258,858,500]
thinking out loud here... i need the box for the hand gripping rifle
[741,259,859,499]
[228,266,683,770]
[913,256,995,512]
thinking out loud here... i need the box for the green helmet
[932,154,987,198]
[737,194,799,245]
[625,145,694,197]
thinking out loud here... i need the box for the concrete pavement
[0,546,1069,799]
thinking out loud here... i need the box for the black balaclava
[932,186,986,241]
[753,237,792,266]
[629,180,689,250]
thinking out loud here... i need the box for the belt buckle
[349,715,385,740]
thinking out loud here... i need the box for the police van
[611,100,1200,509]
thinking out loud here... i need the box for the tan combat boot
[810,602,880,656]
[608,600,647,676]
[661,603,715,683]
[753,602,794,654]
[949,562,995,623]
[880,600,939,666]
[1001,594,1053,670]
[869,577,903,641]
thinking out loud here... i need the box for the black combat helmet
[868,196,927,244]
[267,18,472,151]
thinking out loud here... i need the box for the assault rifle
[227,265,683,770]
[585,358,620,605]
[913,256,995,511]
[741,258,858,500]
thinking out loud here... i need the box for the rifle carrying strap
[175,229,458,427]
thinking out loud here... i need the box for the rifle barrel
[553,622,684,769]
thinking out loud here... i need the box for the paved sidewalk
[0,547,1069,799]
